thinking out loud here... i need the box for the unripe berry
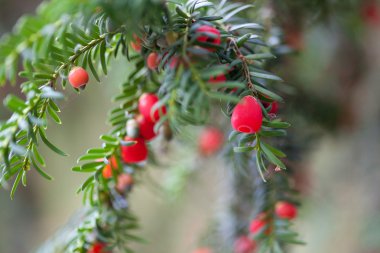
[138,93,166,122]
[196,25,221,51]
[136,114,157,141]
[198,127,224,156]
[166,31,179,45]
[192,248,212,253]
[130,34,142,52]
[116,173,134,193]
[121,137,148,163]
[87,242,108,253]
[275,201,297,220]
[147,52,159,70]
[234,236,256,253]
[208,74,226,84]
[102,156,118,179]
[231,96,263,133]
[68,67,89,88]
[126,118,140,138]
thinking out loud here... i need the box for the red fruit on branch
[68,67,89,88]
[130,34,142,52]
[198,127,224,156]
[208,74,227,83]
[136,114,157,141]
[231,96,263,133]
[121,137,148,163]
[249,217,267,235]
[147,52,159,70]
[263,101,279,114]
[275,201,297,220]
[102,156,118,179]
[116,173,134,192]
[196,25,221,51]
[138,93,166,122]
[169,56,180,69]
[234,236,256,253]
[87,242,108,253]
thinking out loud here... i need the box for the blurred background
[1,0,380,253]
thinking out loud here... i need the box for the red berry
[231,96,263,133]
[130,34,142,52]
[88,242,108,253]
[263,101,279,114]
[208,74,226,84]
[116,173,134,192]
[169,56,180,69]
[196,25,221,51]
[234,236,256,253]
[198,127,224,156]
[136,114,157,141]
[249,218,267,235]
[68,67,89,88]
[362,0,380,25]
[192,248,212,253]
[138,93,166,122]
[102,156,118,179]
[275,201,297,220]
[147,52,159,70]
[121,137,148,163]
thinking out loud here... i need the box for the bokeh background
[1,0,380,253]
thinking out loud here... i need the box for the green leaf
[176,6,190,18]
[10,169,23,199]
[260,142,286,169]
[99,41,108,75]
[100,135,118,145]
[87,51,100,82]
[251,72,283,82]
[255,85,283,102]
[39,129,68,156]
[260,129,287,137]
[245,53,275,60]
[4,95,27,114]
[32,145,46,166]
[80,175,95,192]
[236,33,252,47]
[31,157,53,180]
[234,146,255,153]
[256,151,267,182]
[262,120,291,129]
[47,105,62,124]
[261,142,286,158]
[77,153,105,162]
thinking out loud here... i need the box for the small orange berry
[68,67,89,88]
[147,52,159,70]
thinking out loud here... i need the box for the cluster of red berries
[249,201,298,236]
[230,202,298,253]
[122,92,166,163]
[100,93,166,192]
